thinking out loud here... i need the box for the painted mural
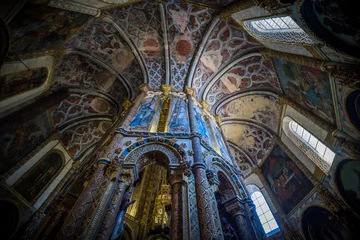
[8,3,88,55]
[193,103,210,142]
[0,112,52,174]
[129,97,158,131]
[218,95,281,133]
[168,97,189,133]
[0,67,48,100]
[261,145,313,214]
[213,122,231,161]
[336,160,360,212]
[273,58,336,124]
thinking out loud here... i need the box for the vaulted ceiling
[6,0,344,173]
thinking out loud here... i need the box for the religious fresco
[193,103,210,143]
[167,96,190,133]
[0,112,52,174]
[8,3,88,55]
[336,160,360,212]
[302,207,352,240]
[206,56,281,105]
[218,95,281,133]
[51,54,128,104]
[61,120,111,158]
[261,145,313,214]
[273,58,336,124]
[51,93,117,128]
[212,121,231,161]
[302,0,360,57]
[192,19,259,96]
[13,152,62,203]
[129,97,158,131]
[0,67,48,100]
[105,2,165,89]
[222,124,273,164]
[166,1,214,90]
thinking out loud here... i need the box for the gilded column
[170,170,183,240]
[56,160,110,240]
[186,87,224,240]
[95,169,133,240]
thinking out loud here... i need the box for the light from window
[251,191,280,237]
[251,16,301,32]
[289,120,335,164]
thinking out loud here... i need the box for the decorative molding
[48,0,101,17]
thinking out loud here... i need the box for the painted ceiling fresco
[222,123,273,164]
[218,94,281,133]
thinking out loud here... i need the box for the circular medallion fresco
[90,97,111,114]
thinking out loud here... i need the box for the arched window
[248,185,280,237]
[284,116,335,173]
[243,16,313,44]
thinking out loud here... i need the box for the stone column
[55,160,109,240]
[224,198,256,240]
[95,169,133,240]
[186,87,224,240]
[169,170,183,240]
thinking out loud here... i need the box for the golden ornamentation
[215,115,222,125]
[185,86,195,96]
[121,99,132,111]
[200,100,210,111]
[156,96,171,133]
[139,83,149,93]
[161,84,172,97]
[125,141,132,146]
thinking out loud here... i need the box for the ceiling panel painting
[206,56,281,104]
[218,95,281,133]
[65,20,143,93]
[192,19,259,95]
[222,123,273,164]
[8,3,89,56]
[51,54,128,104]
[230,146,252,177]
[167,1,214,90]
[105,2,165,89]
[273,57,336,124]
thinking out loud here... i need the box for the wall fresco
[129,97,158,131]
[261,145,313,214]
[0,111,52,174]
[168,96,190,133]
[8,3,88,55]
[273,57,336,124]
[0,67,48,100]
[193,103,210,143]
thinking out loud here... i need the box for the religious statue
[110,191,135,240]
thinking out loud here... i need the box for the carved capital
[121,99,132,111]
[169,169,183,185]
[185,86,195,96]
[161,84,172,96]
[201,100,210,111]
[139,83,149,93]
[215,115,222,125]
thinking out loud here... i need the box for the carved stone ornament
[125,141,132,147]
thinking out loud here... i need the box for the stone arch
[119,137,188,180]
[207,156,247,199]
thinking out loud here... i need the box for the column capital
[121,99,132,111]
[161,84,172,96]
[169,169,183,185]
[139,83,149,93]
[215,115,222,125]
[200,100,210,111]
[185,86,195,96]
